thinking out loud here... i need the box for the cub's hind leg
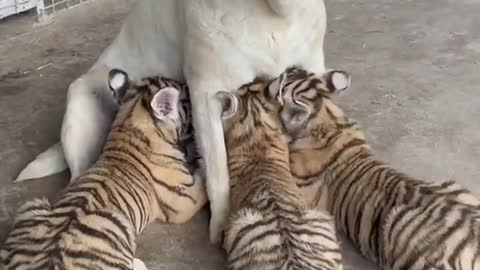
[169,169,208,224]
[155,168,208,224]
[133,258,149,270]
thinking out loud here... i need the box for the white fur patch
[110,72,127,91]
[331,71,350,92]
[133,258,149,270]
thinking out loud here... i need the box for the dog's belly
[184,0,326,81]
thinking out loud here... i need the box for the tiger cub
[0,70,207,270]
[217,76,343,270]
[276,67,480,269]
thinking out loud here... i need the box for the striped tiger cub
[0,70,207,270]
[276,67,480,269]
[217,76,343,270]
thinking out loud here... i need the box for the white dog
[16,0,327,244]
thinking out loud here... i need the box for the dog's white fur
[15,0,327,244]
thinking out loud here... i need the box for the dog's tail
[14,142,67,182]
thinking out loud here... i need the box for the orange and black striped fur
[278,67,480,269]
[218,75,343,270]
[0,70,207,270]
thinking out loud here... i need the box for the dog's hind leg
[61,65,119,182]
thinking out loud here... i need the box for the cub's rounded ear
[150,87,180,121]
[324,69,351,94]
[268,71,287,104]
[216,91,239,119]
[108,68,130,101]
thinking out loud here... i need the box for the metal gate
[0,0,37,20]
[0,0,88,20]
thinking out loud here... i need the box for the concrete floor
[1,0,479,269]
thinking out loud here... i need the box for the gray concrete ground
[1,0,479,269]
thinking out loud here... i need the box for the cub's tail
[14,142,67,182]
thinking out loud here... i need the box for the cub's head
[216,74,287,150]
[107,69,192,142]
[276,68,371,179]
[277,68,356,141]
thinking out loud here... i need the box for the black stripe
[102,153,194,201]
[62,248,130,270]
[292,138,366,179]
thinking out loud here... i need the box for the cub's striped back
[278,67,480,269]
[218,76,343,270]
[0,70,207,270]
